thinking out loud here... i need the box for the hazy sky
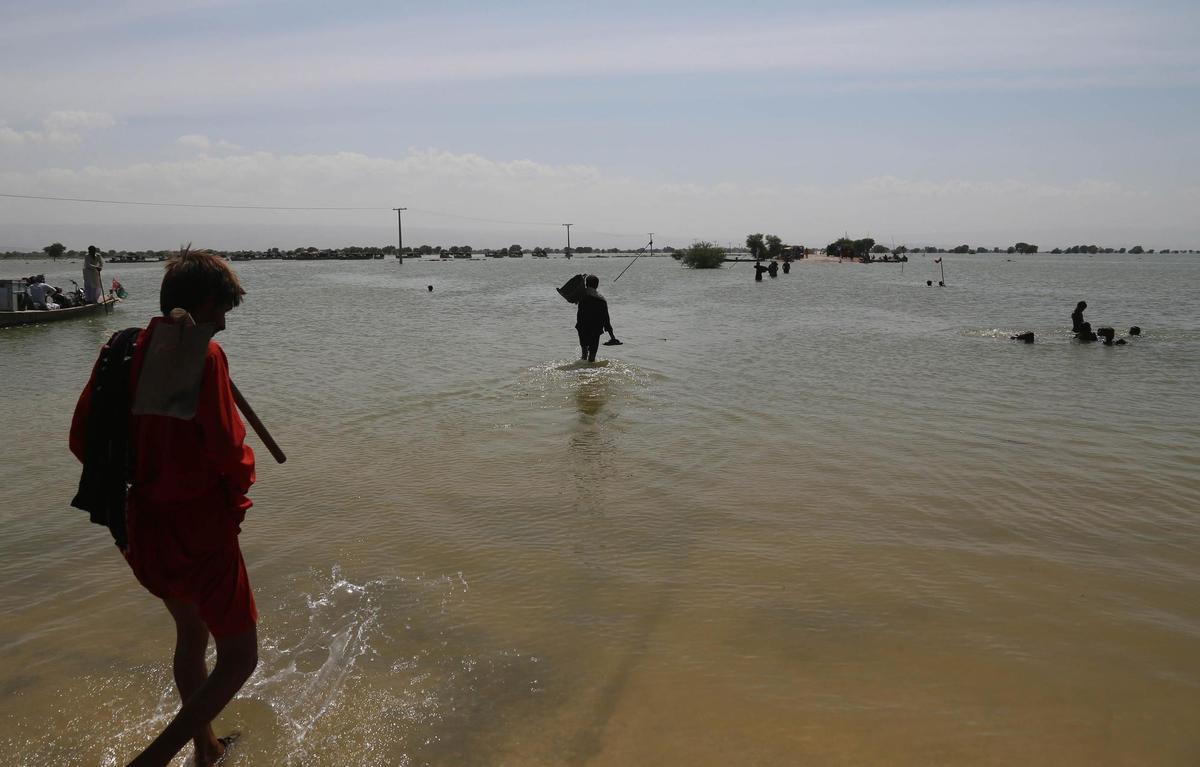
[2,0,1198,250]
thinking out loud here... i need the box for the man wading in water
[576,274,617,361]
[70,249,258,767]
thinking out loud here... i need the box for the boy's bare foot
[193,732,239,767]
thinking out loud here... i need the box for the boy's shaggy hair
[159,245,245,316]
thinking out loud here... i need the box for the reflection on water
[2,255,1200,765]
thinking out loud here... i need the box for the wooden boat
[0,297,119,328]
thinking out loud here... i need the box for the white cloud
[176,134,242,152]
[0,148,1194,249]
[0,111,116,146]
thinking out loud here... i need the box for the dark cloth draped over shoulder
[575,289,613,335]
[71,327,141,548]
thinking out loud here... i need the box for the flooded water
[2,253,1198,765]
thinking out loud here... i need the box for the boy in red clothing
[70,249,258,767]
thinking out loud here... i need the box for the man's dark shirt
[575,289,613,336]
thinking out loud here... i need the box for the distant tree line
[5,240,1193,262]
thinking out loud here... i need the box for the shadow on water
[569,370,614,516]
[557,366,686,765]
[511,355,685,763]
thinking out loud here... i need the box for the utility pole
[393,207,407,263]
[648,233,654,258]
[562,223,572,259]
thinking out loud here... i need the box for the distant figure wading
[575,275,617,362]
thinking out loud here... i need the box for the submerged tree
[681,241,726,269]
[765,234,783,260]
[826,237,875,261]
[745,233,766,260]
[43,242,65,261]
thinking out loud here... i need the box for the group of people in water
[753,258,790,281]
[1070,301,1140,345]
[17,245,106,310]
[1010,300,1141,345]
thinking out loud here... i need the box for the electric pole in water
[562,223,572,259]
[648,233,654,258]
[393,207,407,263]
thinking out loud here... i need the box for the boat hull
[0,297,119,328]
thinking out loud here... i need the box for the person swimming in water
[1097,327,1126,346]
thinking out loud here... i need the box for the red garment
[70,317,257,637]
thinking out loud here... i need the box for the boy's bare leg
[163,599,222,764]
[127,624,258,767]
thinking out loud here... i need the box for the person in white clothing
[83,245,104,303]
[27,280,55,309]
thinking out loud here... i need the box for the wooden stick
[230,381,286,464]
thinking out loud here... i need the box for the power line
[0,190,708,242]
[2,192,568,228]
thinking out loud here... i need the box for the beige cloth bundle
[131,309,215,420]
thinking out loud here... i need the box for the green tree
[871,244,890,254]
[826,237,852,259]
[509,244,522,254]
[1129,245,1144,254]
[43,242,66,260]
[829,237,875,261]
[680,241,726,269]
[765,234,783,260]
[745,233,766,260]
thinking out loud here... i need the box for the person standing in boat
[576,274,616,362]
[83,245,104,303]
